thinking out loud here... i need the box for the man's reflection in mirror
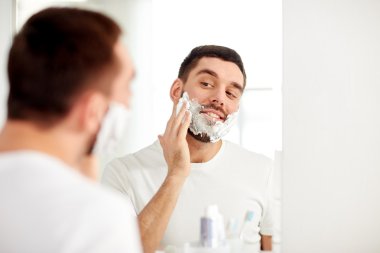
[102,45,274,253]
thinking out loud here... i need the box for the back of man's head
[7,7,122,126]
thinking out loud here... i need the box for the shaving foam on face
[176,92,238,143]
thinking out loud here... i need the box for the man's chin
[188,129,211,143]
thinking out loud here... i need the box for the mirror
[9,0,282,252]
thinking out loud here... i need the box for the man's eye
[200,82,211,87]
[226,91,237,99]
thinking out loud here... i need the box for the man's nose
[210,88,225,107]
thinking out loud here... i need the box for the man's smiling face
[177,56,244,143]
[182,56,244,122]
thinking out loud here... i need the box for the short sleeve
[101,158,137,215]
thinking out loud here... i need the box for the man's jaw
[187,128,211,143]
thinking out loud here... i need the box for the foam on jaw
[176,92,238,143]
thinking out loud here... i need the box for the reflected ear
[81,92,108,134]
[170,78,183,103]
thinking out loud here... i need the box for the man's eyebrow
[196,69,218,78]
[196,68,244,93]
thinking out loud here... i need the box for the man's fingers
[178,111,191,139]
[165,101,180,135]
[172,101,188,130]
[163,117,172,136]
[171,100,178,116]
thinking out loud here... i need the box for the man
[103,45,274,253]
[0,8,142,253]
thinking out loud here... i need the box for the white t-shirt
[102,140,274,249]
[0,151,143,253]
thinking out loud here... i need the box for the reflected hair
[178,45,247,88]
[7,7,122,125]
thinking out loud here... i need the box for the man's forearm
[138,175,186,253]
[260,235,272,251]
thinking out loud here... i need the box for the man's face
[182,57,244,123]
[179,57,244,142]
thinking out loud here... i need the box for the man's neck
[186,134,222,163]
[0,120,83,168]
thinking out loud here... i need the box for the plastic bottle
[200,205,219,248]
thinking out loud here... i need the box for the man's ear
[170,78,184,103]
[76,91,108,134]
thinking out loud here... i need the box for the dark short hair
[178,45,246,88]
[7,7,122,125]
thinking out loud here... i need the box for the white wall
[151,0,282,144]
[283,0,380,252]
[0,0,13,128]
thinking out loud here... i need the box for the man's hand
[137,101,192,253]
[158,101,192,179]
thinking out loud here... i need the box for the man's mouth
[200,109,226,122]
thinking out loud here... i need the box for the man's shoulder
[55,178,139,252]
[107,140,164,171]
[221,141,273,187]
[0,151,135,225]
[81,181,135,216]
[0,152,140,253]
[223,140,272,164]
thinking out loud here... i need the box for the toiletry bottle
[200,205,219,248]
